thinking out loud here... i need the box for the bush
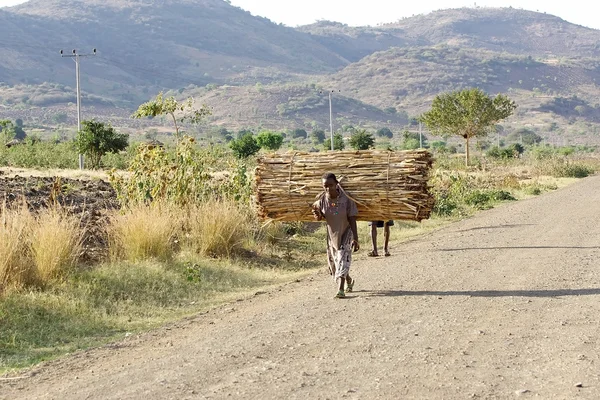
[108,204,180,261]
[349,129,375,150]
[230,134,261,158]
[324,133,345,150]
[29,207,83,283]
[0,204,34,292]
[256,131,283,151]
[185,201,251,258]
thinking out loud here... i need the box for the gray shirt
[314,190,358,250]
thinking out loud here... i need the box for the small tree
[291,128,308,139]
[256,131,284,150]
[420,88,516,166]
[324,133,345,150]
[349,129,375,150]
[310,129,326,145]
[401,130,428,149]
[376,127,394,138]
[76,120,129,169]
[230,134,261,158]
[132,92,210,142]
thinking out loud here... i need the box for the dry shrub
[0,203,34,292]
[29,207,84,283]
[185,200,251,257]
[108,204,180,262]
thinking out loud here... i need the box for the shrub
[185,201,250,258]
[349,129,375,150]
[323,133,345,150]
[28,207,83,283]
[256,131,284,151]
[0,204,34,292]
[108,204,180,261]
[230,134,261,159]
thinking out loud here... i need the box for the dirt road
[3,176,600,399]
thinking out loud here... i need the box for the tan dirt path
[3,176,600,399]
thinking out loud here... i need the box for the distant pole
[419,121,423,148]
[329,91,334,151]
[61,48,97,169]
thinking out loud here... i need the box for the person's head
[321,172,338,197]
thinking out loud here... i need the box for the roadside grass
[0,253,317,373]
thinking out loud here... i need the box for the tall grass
[29,207,84,283]
[0,204,34,292]
[185,200,251,258]
[108,204,180,261]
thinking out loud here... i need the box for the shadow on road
[438,246,600,251]
[457,224,536,232]
[356,288,600,298]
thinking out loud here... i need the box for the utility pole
[329,91,334,151]
[320,89,340,151]
[61,48,96,169]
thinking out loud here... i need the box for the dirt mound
[0,175,119,262]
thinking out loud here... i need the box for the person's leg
[335,241,352,297]
[370,222,378,256]
[384,223,390,256]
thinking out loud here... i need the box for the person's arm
[349,216,359,251]
[312,199,323,221]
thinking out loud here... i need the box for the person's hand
[351,240,360,252]
[312,206,323,221]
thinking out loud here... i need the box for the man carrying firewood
[312,172,360,299]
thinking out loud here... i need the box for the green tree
[237,129,253,139]
[510,128,542,146]
[310,129,326,145]
[291,128,308,139]
[76,120,129,169]
[324,133,345,150]
[349,129,375,150]
[401,130,428,149]
[0,119,15,144]
[419,88,516,166]
[230,134,261,158]
[132,92,210,142]
[376,127,394,138]
[256,131,284,150]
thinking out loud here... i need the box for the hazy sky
[1,0,599,30]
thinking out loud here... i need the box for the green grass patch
[0,254,314,373]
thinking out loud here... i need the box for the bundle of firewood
[254,149,435,222]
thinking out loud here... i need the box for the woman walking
[312,173,359,298]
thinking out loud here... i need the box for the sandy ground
[2,175,600,399]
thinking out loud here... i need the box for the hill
[2,4,600,144]
[300,8,600,60]
[0,0,347,105]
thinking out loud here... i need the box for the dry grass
[0,203,34,292]
[108,204,180,261]
[28,207,84,283]
[185,200,251,258]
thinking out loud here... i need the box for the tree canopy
[324,133,345,151]
[76,120,128,169]
[256,131,284,150]
[349,129,375,150]
[419,88,516,165]
[132,92,210,141]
